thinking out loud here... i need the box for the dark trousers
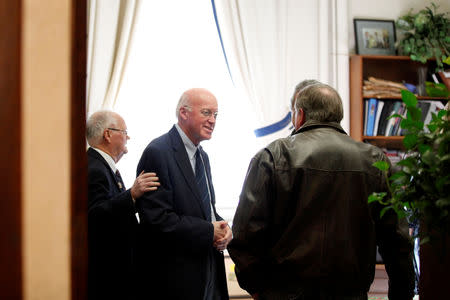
[203,249,225,300]
[259,287,367,300]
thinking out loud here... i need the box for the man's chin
[202,134,212,141]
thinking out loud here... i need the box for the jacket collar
[292,120,347,136]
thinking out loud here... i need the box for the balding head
[290,79,321,111]
[294,83,343,123]
[176,88,218,145]
[176,88,217,119]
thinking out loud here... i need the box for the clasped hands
[213,220,232,251]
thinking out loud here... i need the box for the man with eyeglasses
[86,110,160,300]
[135,88,231,300]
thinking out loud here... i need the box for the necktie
[195,148,211,221]
[115,169,126,192]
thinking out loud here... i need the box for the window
[114,1,259,220]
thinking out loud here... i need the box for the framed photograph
[354,19,396,55]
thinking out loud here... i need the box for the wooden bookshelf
[349,55,448,149]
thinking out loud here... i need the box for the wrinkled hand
[212,221,232,251]
[130,170,160,200]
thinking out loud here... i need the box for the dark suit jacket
[87,147,138,300]
[136,126,229,300]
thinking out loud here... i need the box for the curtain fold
[87,0,140,115]
[213,0,349,144]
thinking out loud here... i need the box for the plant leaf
[403,134,418,149]
[444,56,450,65]
[373,161,389,171]
[401,90,417,107]
[407,106,422,122]
[380,206,391,218]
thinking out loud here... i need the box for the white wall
[348,0,450,54]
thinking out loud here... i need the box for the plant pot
[419,227,450,299]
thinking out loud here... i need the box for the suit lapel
[168,127,207,219]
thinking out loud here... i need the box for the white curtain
[213,0,349,145]
[87,0,140,115]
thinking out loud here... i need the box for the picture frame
[354,19,396,55]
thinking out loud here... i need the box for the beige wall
[22,0,72,299]
[348,0,450,53]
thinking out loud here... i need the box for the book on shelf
[372,100,385,136]
[364,98,447,137]
[377,101,394,136]
[365,98,378,136]
[423,100,445,132]
[363,99,369,137]
[391,103,406,136]
[384,101,402,136]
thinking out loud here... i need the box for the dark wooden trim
[0,0,22,299]
[71,0,88,299]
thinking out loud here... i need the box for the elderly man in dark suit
[86,110,160,300]
[136,88,232,300]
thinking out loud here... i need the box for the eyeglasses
[183,106,218,119]
[108,128,128,136]
[200,109,218,119]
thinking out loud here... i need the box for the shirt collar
[175,123,199,160]
[92,147,117,173]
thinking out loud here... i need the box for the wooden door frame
[0,0,87,299]
[71,0,88,299]
[0,0,22,297]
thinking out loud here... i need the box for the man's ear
[103,129,111,143]
[179,107,189,120]
[295,108,305,130]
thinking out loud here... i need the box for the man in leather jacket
[228,83,415,300]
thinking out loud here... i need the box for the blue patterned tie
[195,148,211,221]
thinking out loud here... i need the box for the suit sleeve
[371,154,415,300]
[227,149,275,295]
[87,163,135,295]
[136,145,214,253]
[88,166,134,219]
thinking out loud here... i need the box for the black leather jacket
[228,121,414,299]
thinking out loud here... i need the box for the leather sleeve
[228,148,276,295]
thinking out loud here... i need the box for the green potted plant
[369,90,449,240]
[369,90,449,299]
[396,3,450,71]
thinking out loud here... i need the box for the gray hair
[290,79,321,110]
[86,110,118,146]
[294,83,343,123]
[175,92,192,118]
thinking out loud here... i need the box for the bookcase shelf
[362,136,404,149]
[349,55,448,150]
[363,96,448,101]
